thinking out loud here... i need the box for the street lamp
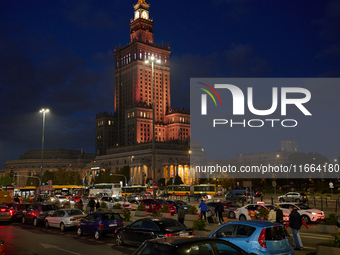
[145,56,160,198]
[39,108,49,186]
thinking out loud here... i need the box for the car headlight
[306,211,317,215]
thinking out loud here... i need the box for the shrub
[160,205,169,213]
[137,203,145,211]
[53,200,60,207]
[112,203,122,209]
[100,201,108,208]
[188,205,198,215]
[152,210,161,217]
[192,219,206,231]
[63,201,71,207]
[122,208,131,221]
[322,214,339,225]
[75,201,83,210]
[256,208,269,220]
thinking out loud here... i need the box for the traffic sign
[153,184,158,190]
[272,181,277,188]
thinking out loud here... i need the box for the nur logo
[196,82,222,115]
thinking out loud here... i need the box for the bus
[89,183,122,198]
[193,184,216,196]
[166,185,191,196]
[51,185,84,198]
[14,186,37,200]
[121,186,146,196]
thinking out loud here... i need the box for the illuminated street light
[39,108,49,186]
[144,55,160,198]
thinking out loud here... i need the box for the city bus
[89,183,122,198]
[193,184,216,196]
[13,186,37,201]
[51,185,85,198]
[121,186,146,196]
[166,185,191,196]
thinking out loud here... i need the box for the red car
[141,199,177,215]
[68,195,82,204]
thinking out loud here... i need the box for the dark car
[186,193,207,202]
[115,218,194,247]
[0,205,13,223]
[141,199,176,214]
[170,200,190,211]
[77,212,123,240]
[225,190,254,203]
[9,203,31,221]
[22,203,58,226]
[206,201,240,219]
[133,236,247,255]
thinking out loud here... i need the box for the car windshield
[43,205,58,211]
[297,204,311,210]
[134,242,176,255]
[66,210,84,216]
[17,204,30,210]
[154,219,185,230]
[265,226,286,240]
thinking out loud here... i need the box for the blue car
[77,212,123,240]
[208,220,294,255]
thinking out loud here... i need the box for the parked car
[50,195,68,204]
[44,209,85,231]
[275,203,324,224]
[128,199,140,210]
[208,220,294,255]
[68,195,82,205]
[0,204,13,223]
[141,199,176,214]
[115,218,194,247]
[206,201,240,218]
[77,212,123,240]
[170,200,191,211]
[235,204,289,222]
[186,193,207,202]
[22,203,58,226]
[155,199,177,214]
[113,197,132,210]
[9,203,30,221]
[278,192,308,203]
[133,236,248,255]
[225,190,254,203]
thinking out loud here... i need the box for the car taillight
[121,221,123,226]
[192,230,194,235]
[258,229,266,248]
[9,210,13,216]
[99,223,104,228]
[70,218,76,221]
[0,209,6,212]
[165,233,174,237]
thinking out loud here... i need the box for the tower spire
[138,0,147,3]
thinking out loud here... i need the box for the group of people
[88,198,101,213]
[268,205,306,251]
[198,199,226,225]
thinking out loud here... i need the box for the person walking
[268,207,276,222]
[88,198,95,214]
[95,200,100,211]
[275,204,284,224]
[199,199,207,221]
[288,205,303,251]
[215,200,225,225]
[177,202,186,225]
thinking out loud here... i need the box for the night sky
[0,0,339,169]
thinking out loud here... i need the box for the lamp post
[145,56,160,198]
[39,108,49,187]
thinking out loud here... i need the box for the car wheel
[94,230,101,240]
[116,233,124,246]
[22,216,26,224]
[229,211,235,219]
[60,223,65,232]
[33,218,38,227]
[239,214,247,221]
[301,215,310,224]
[77,227,83,236]
[45,220,49,229]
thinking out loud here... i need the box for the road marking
[40,243,81,255]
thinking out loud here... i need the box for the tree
[166,178,174,186]
[174,175,183,185]
[0,173,13,186]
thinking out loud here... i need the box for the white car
[235,203,289,222]
[44,209,85,231]
[50,195,68,204]
[100,196,132,210]
[275,203,324,224]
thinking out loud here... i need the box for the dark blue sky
[0,0,339,168]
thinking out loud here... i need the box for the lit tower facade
[96,0,190,155]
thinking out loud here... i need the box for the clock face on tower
[135,11,140,19]
[141,11,148,19]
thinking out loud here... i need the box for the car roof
[225,220,282,227]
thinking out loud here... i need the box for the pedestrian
[177,202,186,225]
[198,199,207,221]
[215,200,225,225]
[88,198,95,214]
[96,200,100,211]
[14,195,20,203]
[288,205,303,251]
[268,207,276,222]
[275,204,284,224]
[77,199,83,210]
